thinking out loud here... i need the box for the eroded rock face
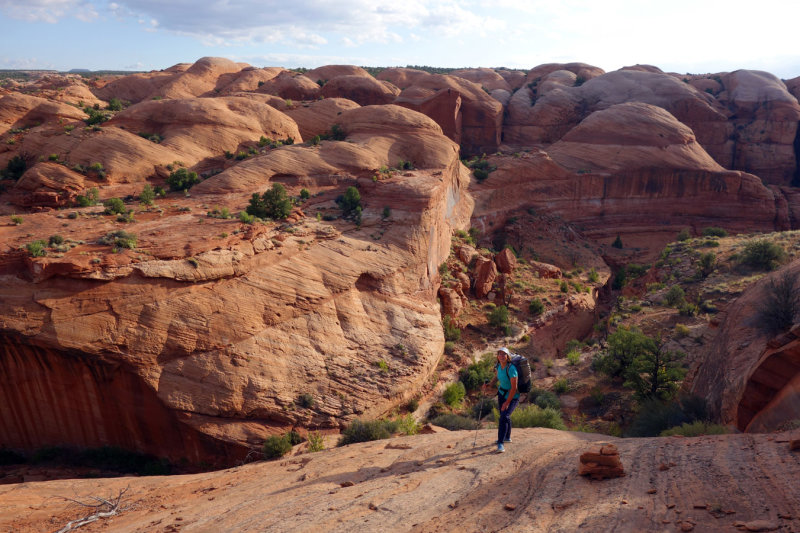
[693,262,800,430]
[0,104,473,464]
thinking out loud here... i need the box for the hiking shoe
[503,439,512,443]
[496,443,505,453]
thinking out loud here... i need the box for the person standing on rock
[482,347,520,453]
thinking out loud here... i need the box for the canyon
[1,58,799,530]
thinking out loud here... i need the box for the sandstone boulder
[530,260,562,279]
[456,244,478,265]
[376,67,431,89]
[450,68,510,92]
[438,287,463,318]
[307,65,372,82]
[494,248,517,274]
[0,93,86,134]
[395,88,462,146]
[473,256,497,298]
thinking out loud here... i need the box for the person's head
[496,347,510,363]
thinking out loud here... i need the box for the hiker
[482,347,520,453]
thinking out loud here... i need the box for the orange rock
[529,260,562,279]
[494,248,517,274]
[321,75,399,106]
[473,256,497,298]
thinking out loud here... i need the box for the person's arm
[482,375,498,394]
[502,376,518,411]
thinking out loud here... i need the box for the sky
[1,0,800,78]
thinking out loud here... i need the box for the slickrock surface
[0,103,472,465]
[1,429,798,533]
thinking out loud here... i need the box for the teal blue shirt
[497,362,520,399]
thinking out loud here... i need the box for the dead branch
[54,486,130,533]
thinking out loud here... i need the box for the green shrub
[396,414,419,435]
[503,405,566,430]
[76,187,99,207]
[612,235,623,249]
[238,211,255,224]
[307,431,325,452]
[300,188,310,200]
[406,396,420,412]
[338,419,399,446]
[48,235,64,246]
[98,230,137,249]
[460,353,496,391]
[566,350,580,366]
[740,240,785,270]
[553,377,569,394]
[329,124,346,141]
[702,227,727,237]
[758,271,800,333]
[529,298,544,315]
[660,421,729,437]
[430,413,478,430]
[663,285,686,307]
[443,381,466,407]
[298,393,314,408]
[26,240,47,257]
[166,168,200,191]
[2,155,26,180]
[626,396,707,437]
[487,305,509,329]
[529,388,560,410]
[247,183,293,220]
[338,186,362,221]
[107,97,123,111]
[676,228,691,241]
[473,168,489,181]
[10,215,22,225]
[140,184,155,205]
[588,268,599,283]
[103,197,126,215]
[674,324,690,338]
[443,315,461,342]
[698,252,716,277]
[263,434,292,459]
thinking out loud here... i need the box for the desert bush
[2,155,26,180]
[298,393,314,408]
[48,235,64,246]
[702,227,727,237]
[103,197,126,215]
[626,396,708,437]
[166,168,200,191]
[10,215,22,225]
[338,186,362,221]
[338,419,399,446]
[566,350,580,366]
[26,240,47,257]
[663,285,686,307]
[443,315,461,342]
[740,239,785,270]
[676,228,691,241]
[487,305,509,329]
[262,434,292,459]
[140,184,155,205]
[430,413,478,430]
[529,298,544,315]
[307,431,325,452]
[460,353,496,391]
[660,421,729,437]
[553,377,569,394]
[758,271,800,333]
[674,323,690,338]
[396,414,419,435]
[299,188,310,200]
[611,235,623,249]
[588,268,599,283]
[247,183,293,220]
[76,187,99,207]
[107,98,123,111]
[698,252,716,277]
[238,211,255,224]
[528,388,561,410]
[98,230,137,249]
[443,381,466,407]
[503,405,566,430]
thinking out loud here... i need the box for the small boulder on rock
[495,248,517,274]
[530,260,562,279]
[473,256,497,298]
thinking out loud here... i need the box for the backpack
[499,354,532,394]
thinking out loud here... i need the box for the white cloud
[107,0,500,47]
[238,51,373,69]
[0,56,57,69]
[0,0,96,23]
